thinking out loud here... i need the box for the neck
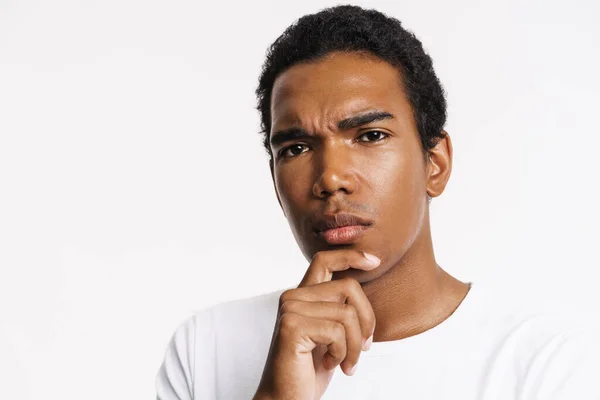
[361,212,470,342]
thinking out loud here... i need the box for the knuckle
[279,300,296,314]
[340,303,357,321]
[331,321,346,339]
[349,277,362,290]
[340,277,360,292]
[278,312,298,333]
[311,251,325,265]
[279,289,295,306]
[340,276,354,286]
[350,280,366,301]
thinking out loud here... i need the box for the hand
[254,249,380,400]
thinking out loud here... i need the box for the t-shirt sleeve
[155,308,218,400]
[155,315,197,400]
[522,323,600,399]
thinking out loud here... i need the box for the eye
[279,144,309,158]
[357,130,389,142]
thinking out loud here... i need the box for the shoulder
[467,282,600,398]
[517,312,600,398]
[467,281,598,335]
[471,282,599,352]
[209,287,287,326]
[156,287,288,399]
[173,286,288,351]
[193,287,287,343]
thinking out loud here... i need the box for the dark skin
[255,51,470,399]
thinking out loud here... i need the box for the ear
[426,130,453,198]
[270,159,285,215]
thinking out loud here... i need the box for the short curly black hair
[255,4,447,162]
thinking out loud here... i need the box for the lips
[313,212,373,245]
[318,225,370,245]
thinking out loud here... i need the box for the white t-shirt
[155,282,600,399]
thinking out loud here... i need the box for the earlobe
[426,130,453,199]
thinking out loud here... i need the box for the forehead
[270,52,411,128]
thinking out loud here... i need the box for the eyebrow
[269,110,394,149]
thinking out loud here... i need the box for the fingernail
[362,252,380,266]
[349,364,357,375]
[363,335,373,351]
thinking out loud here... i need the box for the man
[156,5,599,399]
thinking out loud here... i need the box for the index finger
[299,249,381,287]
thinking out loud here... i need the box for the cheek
[368,148,427,240]
[274,162,312,214]
[367,147,425,202]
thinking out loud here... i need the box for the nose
[311,143,357,198]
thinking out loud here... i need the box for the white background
[1,0,599,398]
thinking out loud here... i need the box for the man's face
[269,51,437,282]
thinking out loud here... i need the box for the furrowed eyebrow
[269,110,394,149]
[337,110,394,130]
[269,127,311,149]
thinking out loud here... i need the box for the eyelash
[278,131,390,159]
